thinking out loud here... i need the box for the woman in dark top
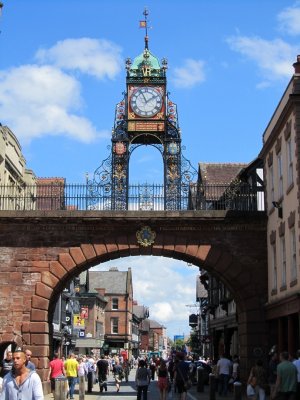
[157,359,169,400]
[174,353,190,400]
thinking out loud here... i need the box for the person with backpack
[135,359,151,400]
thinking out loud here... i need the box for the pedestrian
[0,348,44,400]
[0,351,13,378]
[247,359,268,400]
[167,357,175,383]
[47,352,66,396]
[232,355,240,382]
[149,357,156,380]
[97,354,109,392]
[86,354,95,393]
[216,353,232,397]
[24,349,36,371]
[157,358,169,400]
[174,352,191,400]
[123,358,130,382]
[272,351,297,400]
[77,356,87,392]
[292,349,300,399]
[268,352,279,398]
[113,360,124,392]
[135,359,151,400]
[64,353,79,400]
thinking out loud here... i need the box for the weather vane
[139,7,149,50]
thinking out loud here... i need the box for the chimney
[293,55,300,74]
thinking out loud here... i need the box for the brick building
[88,267,133,355]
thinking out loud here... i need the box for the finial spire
[139,7,149,50]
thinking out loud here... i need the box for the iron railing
[0,183,265,211]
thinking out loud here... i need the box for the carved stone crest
[136,225,156,247]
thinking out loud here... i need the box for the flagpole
[143,7,149,50]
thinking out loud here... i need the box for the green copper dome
[127,48,165,77]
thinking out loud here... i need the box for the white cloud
[227,35,294,80]
[0,65,106,143]
[35,38,122,80]
[91,256,199,339]
[172,59,206,89]
[151,302,173,322]
[277,3,300,35]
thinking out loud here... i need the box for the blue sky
[1,0,300,339]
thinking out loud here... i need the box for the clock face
[130,87,163,117]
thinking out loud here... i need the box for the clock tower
[89,9,196,210]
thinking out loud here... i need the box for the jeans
[218,373,230,396]
[67,376,76,399]
[137,385,148,400]
[255,385,266,400]
[87,371,94,392]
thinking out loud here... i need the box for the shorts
[158,377,168,390]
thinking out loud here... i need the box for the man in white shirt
[217,354,232,396]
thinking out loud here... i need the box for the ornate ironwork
[0,182,265,211]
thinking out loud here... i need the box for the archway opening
[129,144,164,184]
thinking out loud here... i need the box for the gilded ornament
[136,226,156,247]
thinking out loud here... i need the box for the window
[290,228,297,282]
[280,237,286,288]
[277,153,283,199]
[287,138,294,186]
[111,317,118,334]
[112,298,119,310]
[269,165,275,204]
[271,244,277,291]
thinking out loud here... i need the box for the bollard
[209,373,216,400]
[197,366,204,392]
[79,375,85,400]
[54,376,67,400]
[233,381,242,400]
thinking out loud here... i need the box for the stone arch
[26,242,265,383]
[0,211,267,392]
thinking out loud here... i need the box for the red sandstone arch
[0,210,267,392]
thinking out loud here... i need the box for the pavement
[43,369,249,400]
[43,382,248,400]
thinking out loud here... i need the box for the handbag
[247,383,256,397]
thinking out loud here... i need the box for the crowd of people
[0,346,299,399]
